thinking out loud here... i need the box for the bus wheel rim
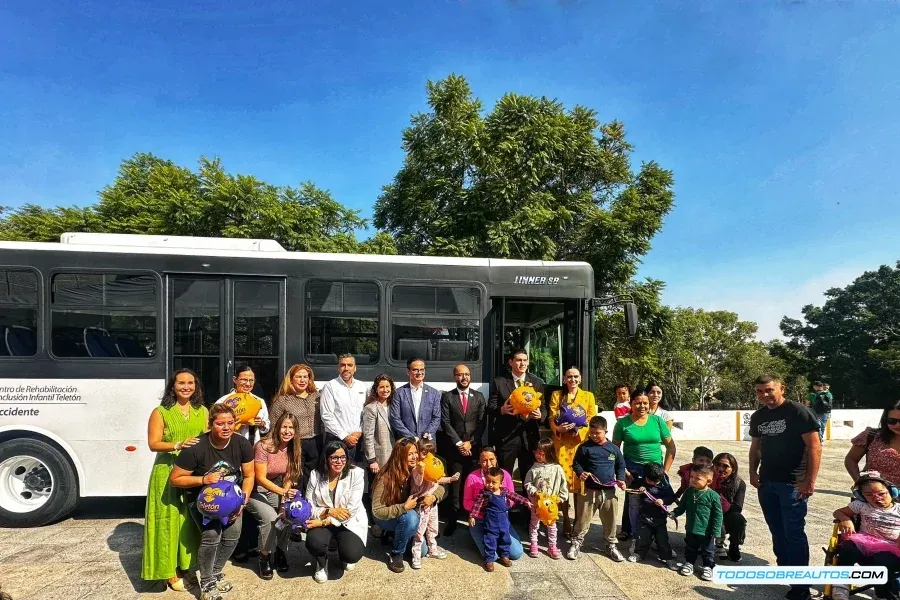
[0,455,54,514]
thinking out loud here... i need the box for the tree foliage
[0,153,396,255]
[374,75,674,293]
[780,262,900,407]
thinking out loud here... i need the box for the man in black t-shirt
[748,374,821,600]
[171,405,254,600]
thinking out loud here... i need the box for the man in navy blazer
[389,357,443,440]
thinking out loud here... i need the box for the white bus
[0,232,632,526]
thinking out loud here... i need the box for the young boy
[672,464,723,581]
[569,415,627,561]
[627,461,679,569]
[830,471,900,600]
[468,467,532,572]
[613,383,631,420]
[675,446,714,499]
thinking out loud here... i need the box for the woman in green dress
[142,368,208,591]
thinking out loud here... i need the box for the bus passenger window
[50,273,158,358]
[305,281,379,364]
[391,286,480,362]
[0,269,38,357]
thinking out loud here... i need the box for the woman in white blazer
[304,440,367,583]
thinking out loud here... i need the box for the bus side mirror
[624,302,638,337]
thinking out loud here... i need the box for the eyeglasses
[329,455,348,462]
[886,418,900,426]
[237,378,255,384]
[410,369,426,374]
[863,490,890,498]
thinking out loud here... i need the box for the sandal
[167,578,186,592]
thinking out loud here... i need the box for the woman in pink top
[845,401,900,486]
[246,412,303,579]
[463,446,523,560]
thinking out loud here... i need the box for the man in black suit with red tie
[488,348,546,493]
[438,364,486,536]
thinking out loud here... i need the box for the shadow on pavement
[108,521,162,594]
[73,497,145,520]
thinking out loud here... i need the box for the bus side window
[305,280,380,365]
[0,268,39,357]
[50,273,158,358]
[390,285,480,362]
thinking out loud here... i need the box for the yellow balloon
[221,393,262,429]
[420,453,446,484]
[509,385,542,417]
[535,491,559,526]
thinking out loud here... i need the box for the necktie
[516,379,523,388]
[461,391,468,414]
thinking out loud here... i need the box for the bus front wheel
[0,438,77,527]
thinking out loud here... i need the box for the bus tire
[0,438,78,527]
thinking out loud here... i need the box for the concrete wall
[597,408,883,442]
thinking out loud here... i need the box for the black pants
[838,539,900,597]
[722,509,746,547]
[444,448,478,513]
[684,533,715,568]
[301,436,323,488]
[495,435,533,492]
[635,519,672,559]
[305,525,365,569]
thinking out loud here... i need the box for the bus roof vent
[59,233,287,252]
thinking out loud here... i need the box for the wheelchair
[822,517,899,600]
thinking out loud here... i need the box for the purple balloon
[283,496,313,529]
[196,481,245,525]
[555,404,588,429]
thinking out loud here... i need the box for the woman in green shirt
[613,389,676,541]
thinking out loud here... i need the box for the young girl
[713,452,746,562]
[523,438,569,559]
[409,439,460,569]
[671,464,723,581]
[830,471,900,600]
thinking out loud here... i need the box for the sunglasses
[887,418,900,426]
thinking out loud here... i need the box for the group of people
[138,350,900,600]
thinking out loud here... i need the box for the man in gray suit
[389,357,443,440]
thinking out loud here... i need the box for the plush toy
[282,495,314,530]
[221,392,262,430]
[420,452,446,484]
[535,490,560,526]
[555,403,588,430]
[509,385,542,417]
[196,481,245,525]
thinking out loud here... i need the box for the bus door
[487,297,587,394]
[168,276,286,402]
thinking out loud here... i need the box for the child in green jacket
[672,464,723,581]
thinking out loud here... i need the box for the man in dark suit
[488,348,546,493]
[389,357,443,440]
[438,364,487,536]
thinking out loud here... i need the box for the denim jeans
[374,510,427,557]
[469,518,524,560]
[758,481,809,595]
[816,413,830,443]
[188,504,243,590]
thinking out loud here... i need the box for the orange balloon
[535,491,559,526]
[420,453,446,484]
[221,393,262,429]
[509,385,542,417]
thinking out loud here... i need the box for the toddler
[830,471,900,600]
[613,383,631,420]
[468,467,532,572]
[409,439,459,569]
[523,438,569,559]
[672,464,722,581]
[627,461,678,569]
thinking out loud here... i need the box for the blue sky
[2,1,899,339]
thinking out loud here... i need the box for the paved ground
[0,440,868,600]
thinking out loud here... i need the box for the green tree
[374,75,674,293]
[0,153,396,255]
[780,262,900,407]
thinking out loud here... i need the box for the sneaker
[680,563,694,577]
[716,546,727,559]
[566,540,581,560]
[700,567,713,581]
[214,578,233,593]
[830,586,850,600]
[548,546,562,560]
[727,547,742,562]
[313,568,327,583]
[411,557,422,570]
[608,546,625,562]
[388,554,405,573]
[528,543,540,558]
[427,549,447,559]
[343,561,356,571]
[498,556,512,567]
[201,587,224,600]
[626,554,638,563]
